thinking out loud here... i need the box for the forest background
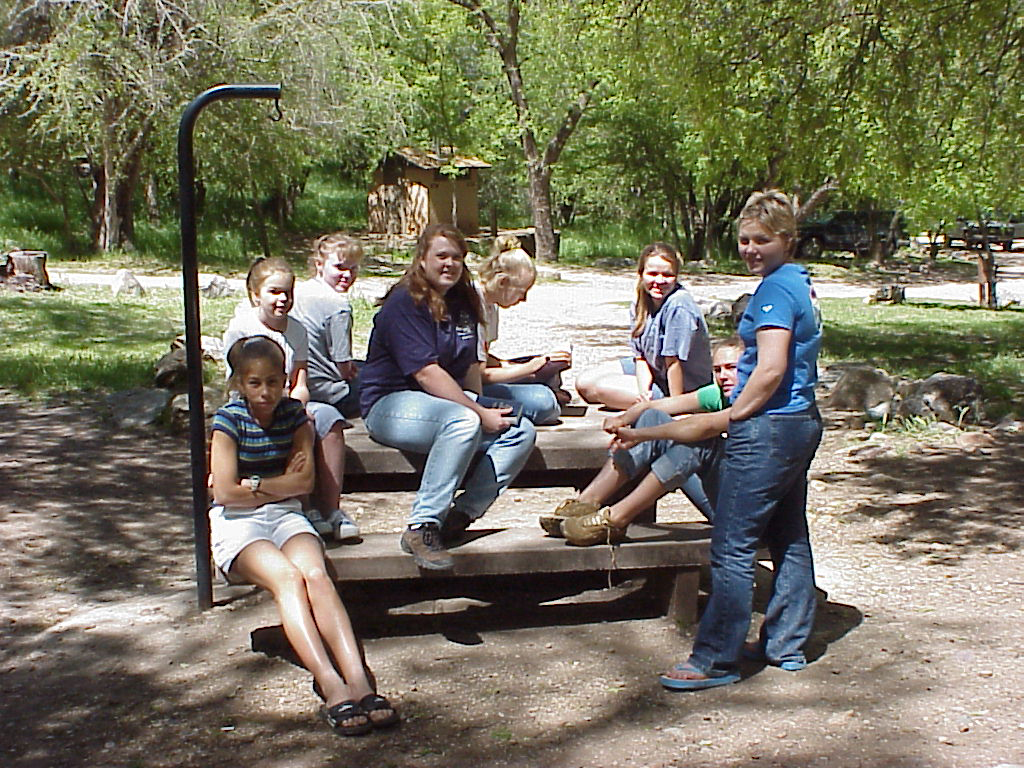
[1,0,1023,268]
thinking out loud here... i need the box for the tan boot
[538,498,600,537]
[561,507,628,547]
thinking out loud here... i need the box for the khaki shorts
[209,498,319,581]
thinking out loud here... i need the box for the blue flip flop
[659,663,741,691]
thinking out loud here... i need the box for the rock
[696,297,733,320]
[154,348,188,390]
[954,430,996,453]
[112,268,145,298]
[167,386,227,434]
[108,388,172,428]
[865,284,906,304]
[894,372,984,425]
[993,414,1022,433]
[730,293,751,327]
[200,275,236,298]
[171,334,225,362]
[824,365,896,418]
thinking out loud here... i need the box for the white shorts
[307,401,351,438]
[209,498,320,581]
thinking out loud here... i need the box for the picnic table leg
[664,567,700,628]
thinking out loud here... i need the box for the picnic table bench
[342,405,615,493]
[325,523,712,628]
[328,406,713,628]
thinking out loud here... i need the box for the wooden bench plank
[325,523,710,580]
[342,407,614,484]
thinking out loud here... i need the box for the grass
[0,287,237,395]
[819,297,1024,417]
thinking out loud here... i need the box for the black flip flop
[321,700,372,736]
[358,693,400,729]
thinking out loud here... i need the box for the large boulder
[823,364,897,420]
[167,386,228,434]
[154,347,188,390]
[894,372,984,425]
[108,388,173,428]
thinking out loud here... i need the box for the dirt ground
[2,263,1023,768]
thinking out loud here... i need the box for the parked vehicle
[946,217,1022,251]
[797,210,903,259]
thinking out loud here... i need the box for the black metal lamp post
[178,83,282,610]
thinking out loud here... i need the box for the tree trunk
[527,162,557,262]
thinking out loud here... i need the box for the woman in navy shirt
[360,224,536,570]
[660,190,823,690]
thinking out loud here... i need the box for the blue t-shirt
[359,285,480,415]
[733,262,822,414]
[211,396,308,478]
[629,284,712,394]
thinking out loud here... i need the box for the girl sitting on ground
[475,235,572,426]
[209,336,398,735]
[575,242,712,409]
[223,257,358,542]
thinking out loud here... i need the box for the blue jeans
[688,407,823,672]
[364,390,537,526]
[482,382,560,426]
[611,409,721,521]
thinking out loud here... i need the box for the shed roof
[391,146,491,170]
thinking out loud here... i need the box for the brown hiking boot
[538,498,600,537]
[561,507,628,547]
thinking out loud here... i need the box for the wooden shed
[368,147,491,236]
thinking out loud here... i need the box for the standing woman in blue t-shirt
[359,224,537,571]
[660,190,824,691]
[575,242,712,410]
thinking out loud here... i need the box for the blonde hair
[245,257,294,306]
[477,234,537,298]
[310,233,363,276]
[737,189,797,256]
[631,242,680,338]
[712,335,744,360]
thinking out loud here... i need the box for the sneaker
[561,507,627,547]
[538,498,600,537]
[400,524,454,570]
[324,509,360,542]
[440,508,473,545]
[305,509,334,538]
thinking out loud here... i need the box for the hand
[545,349,572,366]
[285,449,308,474]
[609,426,642,451]
[337,361,358,381]
[602,412,630,433]
[479,406,512,434]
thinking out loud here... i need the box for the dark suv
[797,210,902,259]
[946,217,1021,251]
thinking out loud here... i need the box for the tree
[440,0,621,261]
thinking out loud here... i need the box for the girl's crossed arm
[211,422,316,507]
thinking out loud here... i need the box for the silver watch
[249,475,262,493]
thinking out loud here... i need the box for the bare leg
[280,534,375,702]
[313,423,346,513]
[231,538,357,708]
[605,471,670,527]
[576,362,641,410]
[578,459,630,506]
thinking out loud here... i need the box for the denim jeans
[688,406,823,672]
[364,390,537,526]
[611,409,722,521]
[482,382,560,426]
